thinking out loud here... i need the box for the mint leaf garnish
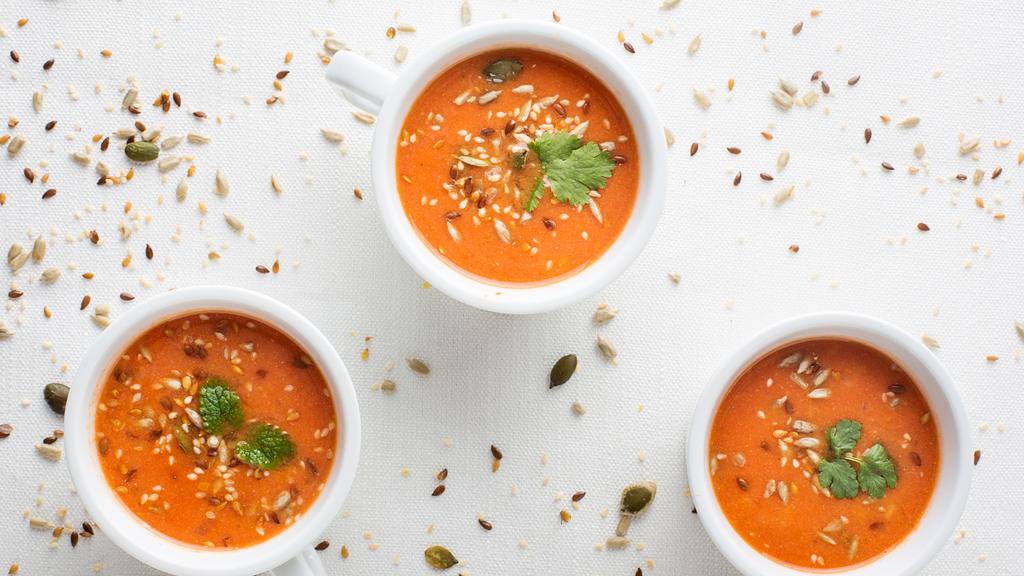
[817,458,859,499]
[234,423,296,470]
[198,379,244,435]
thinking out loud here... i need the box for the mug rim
[368,19,668,314]
[686,312,972,576]
[65,286,361,576]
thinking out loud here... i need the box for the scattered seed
[314,541,329,551]
[770,89,794,110]
[847,75,860,86]
[881,162,894,171]
[405,357,430,376]
[917,223,930,231]
[897,116,920,128]
[10,51,19,63]
[120,293,134,301]
[688,33,702,54]
[224,213,245,232]
[256,265,270,274]
[607,536,632,549]
[623,42,635,54]
[760,132,773,140]
[43,58,54,70]
[215,167,229,195]
[733,172,741,186]
[620,482,657,515]
[431,485,445,496]
[8,136,27,155]
[571,400,587,415]
[490,445,503,460]
[737,478,749,490]
[864,128,872,143]
[727,146,741,154]
[689,142,698,156]
[549,354,577,388]
[789,245,799,253]
[991,167,1002,179]
[792,22,803,34]
[424,546,457,569]
[394,46,408,63]
[974,450,981,465]
[760,173,774,181]
[35,443,62,460]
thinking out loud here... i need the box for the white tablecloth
[1,0,1021,574]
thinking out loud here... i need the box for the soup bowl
[325,19,668,314]
[687,312,972,576]
[66,286,361,576]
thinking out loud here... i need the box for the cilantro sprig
[234,423,297,470]
[198,378,244,435]
[817,418,898,499]
[525,131,617,209]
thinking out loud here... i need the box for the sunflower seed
[187,131,211,144]
[790,372,809,389]
[1014,320,1024,341]
[161,135,183,150]
[661,0,681,7]
[324,37,348,53]
[405,358,430,376]
[176,178,188,201]
[792,420,815,434]
[778,352,802,367]
[588,199,603,223]
[35,444,62,460]
[817,532,837,545]
[606,536,632,549]
[8,242,24,265]
[777,481,789,503]
[692,87,712,109]
[224,213,245,232]
[461,0,472,23]
[114,127,136,139]
[972,169,984,184]
[447,222,461,242]
[271,174,283,194]
[511,85,533,94]
[352,110,376,124]
[458,155,488,167]
[10,251,29,272]
[320,128,345,142]
[571,400,586,415]
[393,45,409,63]
[664,126,675,146]
[777,150,790,171]
[593,307,618,323]
[770,89,794,109]
[616,514,631,536]
[813,369,829,387]
[802,90,819,107]
[794,437,820,448]
[95,161,109,176]
[493,219,511,243]
[8,136,27,155]
[122,88,139,110]
[897,116,920,128]
[91,314,111,328]
[40,268,61,283]
[764,479,776,498]
[33,90,44,113]
[215,167,229,195]
[31,236,46,262]
[380,379,396,393]
[69,151,91,166]
[779,77,798,96]
[922,333,940,348]
[773,185,794,204]
[959,136,980,154]
[597,335,618,364]
[808,388,831,399]
[570,120,589,137]
[141,125,163,141]
[30,518,54,530]
[688,33,702,54]
[158,155,181,172]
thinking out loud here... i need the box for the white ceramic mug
[687,312,972,576]
[326,20,668,314]
[66,286,361,576]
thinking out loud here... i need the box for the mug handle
[325,50,398,114]
[266,544,326,576]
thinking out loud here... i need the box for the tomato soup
[94,312,337,549]
[395,48,640,286]
[708,338,940,570]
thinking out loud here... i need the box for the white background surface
[1,0,1023,574]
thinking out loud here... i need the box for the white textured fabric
[1,1,1022,574]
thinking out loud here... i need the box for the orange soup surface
[94,312,337,549]
[396,48,640,286]
[708,338,940,571]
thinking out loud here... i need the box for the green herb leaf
[525,177,545,212]
[529,131,584,164]
[234,423,296,470]
[825,418,863,458]
[198,379,244,435]
[818,458,859,499]
[545,142,616,207]
[855,443,898,498]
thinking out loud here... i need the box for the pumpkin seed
[549,354,577,388]
[779,77,798,96]
[44,383,70,415]
[224,213,245,232]
[320,128,345,142]
[405,358,430,376]
[509,150,527,171]
[40,267,61,283]
[424,545,457,569]
[35,443,62,460]
[571,400,586,415]
[777,150,790,171]
[7,135,26,156]
[483,59,523,83]
[477,90,501,105]
[125,141,159,162]
[606,536,632,549]
[770,89,794,110]
[596,335,618,365]
[615,514,631,536]
[176,178,188,201]
[380,379,396,393]
[620,481,657,515]
[215,167,229,195]
[687,32,701,54]
[692,87,712,110]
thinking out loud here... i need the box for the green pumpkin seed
[483,59,523,83]
[43,383,69,416]
[549,354,577,388]
[620,481,657,516]
[509,150,526,172]
[125,141,159,162]
[171,420,193,453]
[424,545,457,569]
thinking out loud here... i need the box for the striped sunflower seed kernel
[7,136,26,155]
[158,155,181,172]
[779,77,798,96]
[35,443,62,460]
[271,174,283,194]
[394,46,409,63]
[161,135,183,150]
[687,32,701,54]
[215,167,229,195]
[897,116,920,128]
[959,136,980,154]
[70,151,91,166]
[320,128,345,142]
[141,125,163,141]
[176,178,188,201]
[770,89,794,110]
[461,0,472,24]
[40,268,62,283]
[913,142,926,158]
[224,213,245,232]
[352,110,376,124]
[324,37,348,53]
[692,87,712,110]
[32,236,46,261]
[663,127,674,147]
[777,150,790,171]
[802,90,819,107]
[773,185,795,204]
[406,358,430,376]
[187,131,211,144]
[33,90,44,113]
[121,87,139,110]
[597,335,618,365]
